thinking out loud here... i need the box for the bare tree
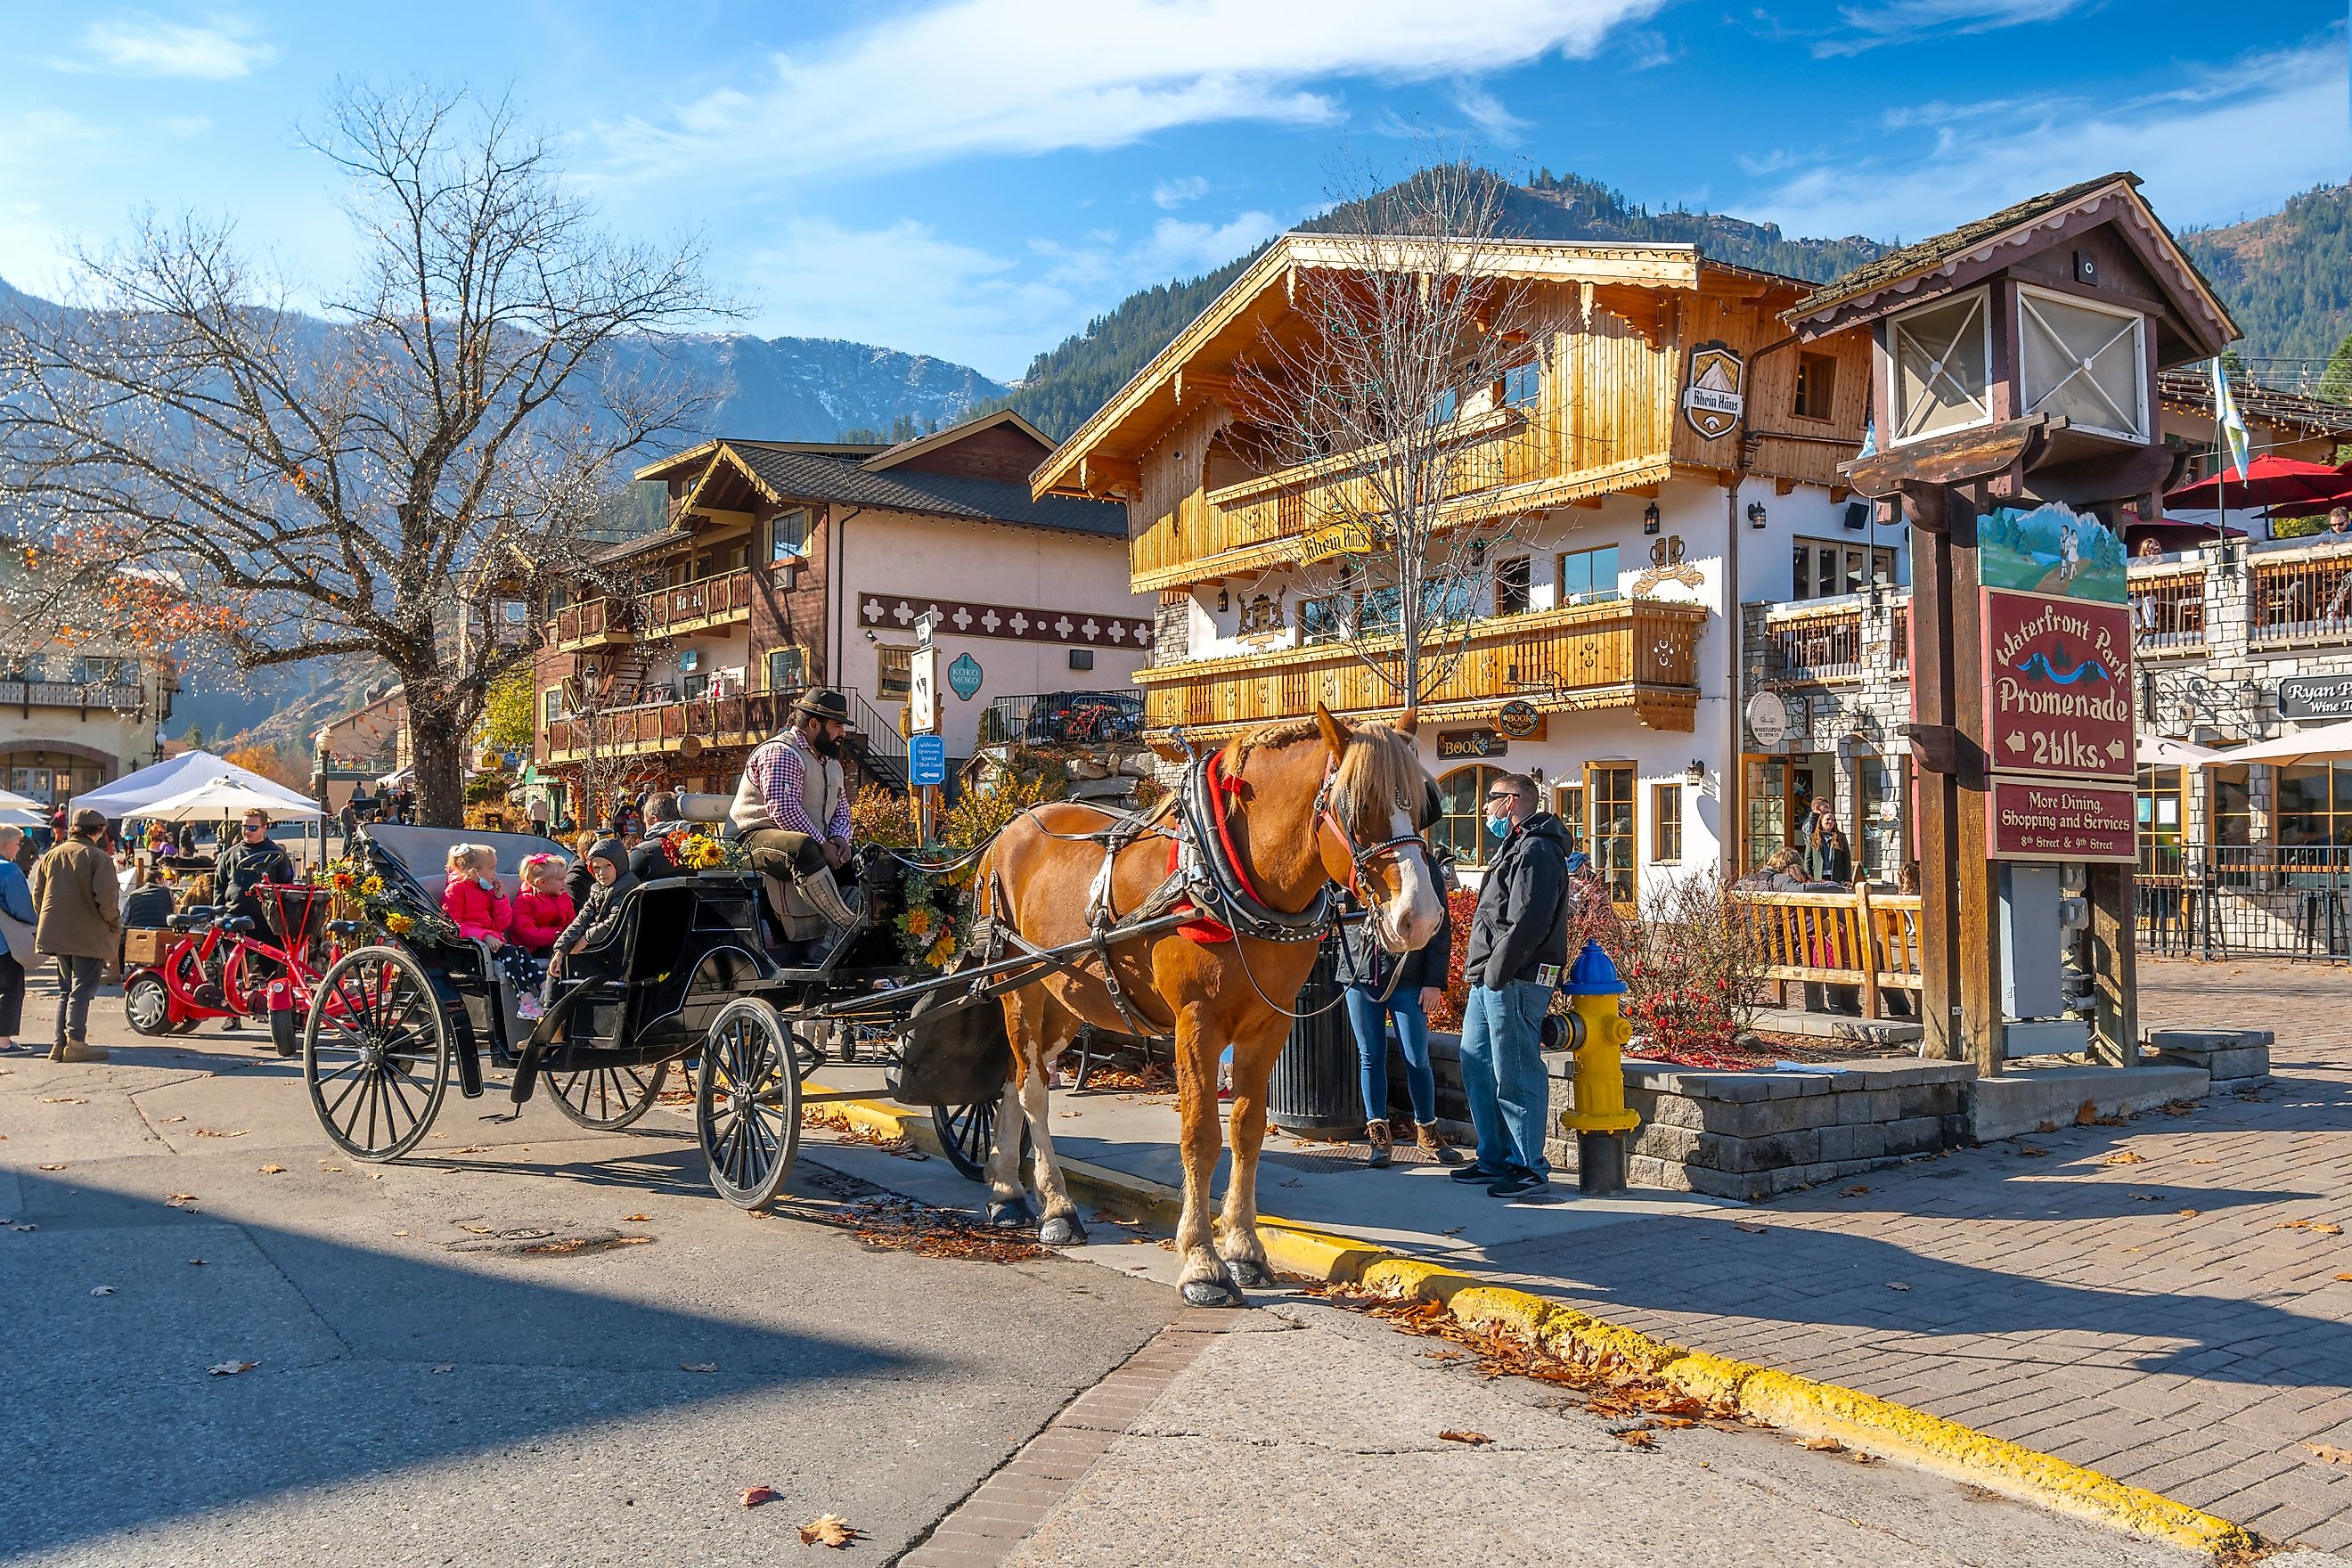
[1231,162,1563,708]
[0,79,720,825]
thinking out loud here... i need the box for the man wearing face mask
[731,688,862,930]
[1449,772,1572,1203]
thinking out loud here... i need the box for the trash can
[1268,935,1363,1137]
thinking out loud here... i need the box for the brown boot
[51,1036,109,1063]
[1416,1122,1463,1164]
[1365,1119,1392,1168]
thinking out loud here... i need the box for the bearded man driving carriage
[731,688,864,943]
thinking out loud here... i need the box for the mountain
[1007,167,1892,439]
[2179,183,2352,375]
[649,331,1009,441]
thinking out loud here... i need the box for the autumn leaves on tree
[0,79,723,825]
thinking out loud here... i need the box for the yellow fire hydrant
[1558,939,1639,1195]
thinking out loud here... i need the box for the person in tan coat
[31,808,119,1062]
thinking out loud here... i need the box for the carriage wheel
[698,1000,802,1211]
[124,974,174,1036]
[931,1095,1031,1183]
[546,1060,670,1131]
[304,946,450,1163]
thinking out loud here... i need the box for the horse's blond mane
[1231,716,1427,828]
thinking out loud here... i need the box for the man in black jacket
[1450,772,1571,1202]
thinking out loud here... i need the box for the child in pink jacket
[440,844,510,943]
[502,853,574,1021]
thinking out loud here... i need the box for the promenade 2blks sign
[1976,502,2137,862]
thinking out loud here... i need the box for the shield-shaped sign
[1681,339,1745,441]
[947,651,984,700]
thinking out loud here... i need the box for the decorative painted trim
[855,593,1153,649]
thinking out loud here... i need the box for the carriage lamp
[1642,502,1661,536]
[1558,940,1638,1196]
[1216,587,1229,613]
[1747,502,1768,529]
[1684,759,1705,784]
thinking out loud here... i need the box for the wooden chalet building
[532,410,1149,820]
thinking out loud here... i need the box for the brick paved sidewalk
[1474,959,2352,1551]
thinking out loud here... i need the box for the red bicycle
[124,886,337,1056]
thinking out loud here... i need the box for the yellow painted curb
[802,1082,935,1154]
[789,1090,2253,1555]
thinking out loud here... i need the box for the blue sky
[1,1,2345,381]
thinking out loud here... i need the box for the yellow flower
[384,912,413,935]
[904,908,931,939]
[926,936,955,966]
[360,876,385,896]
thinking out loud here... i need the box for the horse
[972,703,1445,1306]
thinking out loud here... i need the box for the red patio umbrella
[2165,454,2352,510]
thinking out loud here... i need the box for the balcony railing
[1756,606,1864,683]
[545,568,755,650]
[1134,598,1707,735]
[2130,570,2206,653]
[543,692,785,764]
[546,596,634,649]
[2250,552,2352,648]
[0,679,145,713]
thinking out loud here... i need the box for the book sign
[1982,587,2133,782]
[1989,778,2136,863]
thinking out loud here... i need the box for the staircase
[845,690,909,791]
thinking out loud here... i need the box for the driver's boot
[791,864,862,931]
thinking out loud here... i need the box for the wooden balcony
[1131,412,1663,592]
[543,691,784,765]
[544,568,754,652]
[2249,549,2352,649]
[1134,598,1707,739]
[1754,604,1865,684]
[2131,568,2206,657]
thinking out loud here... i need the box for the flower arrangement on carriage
[321,854,461,945]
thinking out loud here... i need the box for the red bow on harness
[1167,751,1260,944]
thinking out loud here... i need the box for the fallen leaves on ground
[37,1096,85,1105]
[625,1213,653,1223]
[430,1364,453,1374]
[192,1128,249,1139]
[157,1115,184,1123]
[682,1361,718,1374]
[2102,1149,2148,1165]
[1803,1435,1846,1451]
[2159,1099,2198,1116]
[1615,1428,1657,1448]
[1733,1221,1768,1235]
[800,1107,915,1156]
[90,1286,115,1296]
[1438,1429,1490,1444]
[738,1485,780,1509]
[1839,1185,1871,1196]
[2015,1147,2048,1159]
[2278,1219,2344,1235]
[187,1258,206,1266]
[2336,1274,2352,1282]
[516,1235,653,1256]
[2176,1209,2200,1218]
[207,1360,257,1376]
[835,1196,1049,1263]
[2074,1099,2125,1127]
[799,1514,862,1548]
[258,1164,286,1174]
[2305,1442,2352,1466]
[166,1193,198,1208]
[1081,1063,1174,1093]
[1886,1282,1912,1292]
[36,1163,66,1171]
[2035,1120,2058,1133]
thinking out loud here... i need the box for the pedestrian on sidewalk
[1450,772,1571,1203]
[30,808,119,1063]
[1338,886,1459,1167]
[0,825,37,1054]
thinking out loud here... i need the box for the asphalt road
[0,992,1172,1567]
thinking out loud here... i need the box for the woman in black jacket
[1337,886,1459,1168]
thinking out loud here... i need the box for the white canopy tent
[2138,735,2228,767]
[0,788,42,813]
[2192,719,2352,769]
[134,777,324,823]
[69,750,314,821]
[0,807,41,829]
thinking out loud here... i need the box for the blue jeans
[1342,984,1435,1126]
[1458,980,1553,1176]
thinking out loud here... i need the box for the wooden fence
[1733,888,1923,1020]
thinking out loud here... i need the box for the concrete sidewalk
[853,960,2352,1553]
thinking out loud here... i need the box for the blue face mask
[1485,813,1510,840]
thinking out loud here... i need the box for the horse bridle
[1310,756,1438,902]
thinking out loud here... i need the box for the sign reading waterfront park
[1988,777,2136,862]
[1981,587,2134,781]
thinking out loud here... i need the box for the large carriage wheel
[698,999,802,1210]
[546,1059,671,1131]
[304,946,450,1162]
[931,1094,1032,1183]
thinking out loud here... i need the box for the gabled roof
[1032,230,1760,501]
[1783,171,2238,355]
[860,407,1051,473]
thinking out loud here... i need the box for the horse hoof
[1180,1277,1249,1308]
[1222,1257,1275,1289]
[985,1199,1034,1229]
[1039,1214,1089,1247]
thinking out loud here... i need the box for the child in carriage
[539,838,637,1009]
[439,844,541,1016]
[502,853,574,1020]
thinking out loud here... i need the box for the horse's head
[1311,703,1445,954]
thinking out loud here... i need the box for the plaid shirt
[745,737,851,842]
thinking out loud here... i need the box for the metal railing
[2138,841,2352,960]
[976,691,1147,747]
[2130,571,2207,652]
[1755,606,1864,683]
[2250,554,2352,648]
[0,679,145,712]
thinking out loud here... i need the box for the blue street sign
[908,732,947,787]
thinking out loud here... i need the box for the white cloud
[1734,37,2350,241]
[1152,175,1210,209]
[1451,84,1527,139]
[592,0,1667,188]
[1818,0,2092,55]
[64,13,279,78]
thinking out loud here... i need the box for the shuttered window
[2017,285,2146,442]
[1890,290,1991,445]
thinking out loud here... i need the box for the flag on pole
[1857,413,1877,461]
[2212,357,2251,478]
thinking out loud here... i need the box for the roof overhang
[862,407,1052,473]
[1032,232,1719,502]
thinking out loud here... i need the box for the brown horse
[973,705,1443,1306]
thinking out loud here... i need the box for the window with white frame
[1889,290,1991,445]
[2016,285,2146,442]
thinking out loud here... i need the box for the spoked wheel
[124,974,174,1036]
[698,1000,802,1211]
[304,946,451,1162]
[932,1094,1031,1183]
[546,1058,670,1131]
